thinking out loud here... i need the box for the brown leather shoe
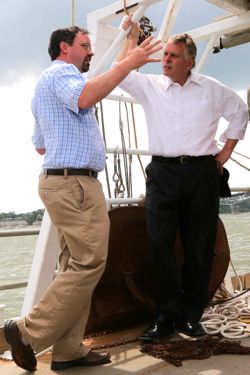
[51,350,111,371]
[4,319,37,371]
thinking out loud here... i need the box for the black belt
[152,155,214,165]
[43,168,98,178]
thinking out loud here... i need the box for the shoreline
[0,221,41,231]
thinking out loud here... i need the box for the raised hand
[126,35,162,69]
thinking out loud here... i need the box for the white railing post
[21,211,60,315]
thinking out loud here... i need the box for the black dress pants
[145,156,219,323]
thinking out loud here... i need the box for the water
[0,212,250,320]
[0,234,38,320]
[220,212,250,276]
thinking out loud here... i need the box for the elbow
[78,98,92,109]
[78,94,95,109]
[36,148,46,155]
[78,83,98,109]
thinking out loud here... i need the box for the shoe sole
[176,328,206,337]
[181,331,206,337]
[4,320,37,372]
[3,320,12,344]
[139,330,175,343]
[51,356,111,370]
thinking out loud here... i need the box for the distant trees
[219,193,250,214]
[0,193,249,226]
[0,209,44,225]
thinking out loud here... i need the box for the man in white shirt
[118,19,248,342]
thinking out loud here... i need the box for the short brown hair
[48,26,89,61]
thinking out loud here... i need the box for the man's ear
[187,57,194,70]
[59,41,68,55]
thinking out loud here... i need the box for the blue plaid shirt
[32,60,106,171]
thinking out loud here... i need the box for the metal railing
[0,228,39,238]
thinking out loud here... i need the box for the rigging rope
[131,103,147,180]
[118,98,132,198]
[230,156,250,172]
[217,142,250,171]
[112,148,125,198]
[230,258,243,292]
[123,101,133,197]
[95,103,112,199]
[217,142,250,159]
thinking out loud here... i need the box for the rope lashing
[123,0,130,15]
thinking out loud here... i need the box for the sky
[0,0,249,213]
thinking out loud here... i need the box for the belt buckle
[180,156,188,164]
[89,170,97,178]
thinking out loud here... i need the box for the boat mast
[71,0,75,26]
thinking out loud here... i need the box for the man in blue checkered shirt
[4,26,162,372]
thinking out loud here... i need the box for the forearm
[78,37,161,108]
[78,61,135,107]
[215,138,238,170]
[117,36,138,61]
[117,39,129,62]
[116,16,139,61]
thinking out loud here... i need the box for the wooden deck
[1,325,250,375]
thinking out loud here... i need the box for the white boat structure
[1,0,250,374]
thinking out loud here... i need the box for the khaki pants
[18,174,110,361]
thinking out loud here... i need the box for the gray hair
[168,33,197,67]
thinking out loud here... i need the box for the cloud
[0,0,249,213]
[1,0,249,89]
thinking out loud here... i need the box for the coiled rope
[202,290,250,338]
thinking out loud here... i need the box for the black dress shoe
[51,351,111,371]
[175,321,205,337]
[4,319,37,371]
[139,320,174,342]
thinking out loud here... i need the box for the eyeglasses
[80,42,92,51]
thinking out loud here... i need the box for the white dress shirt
[118,70,248,157]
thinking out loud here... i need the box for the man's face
[162,41,193,85]
[67,32,94,73]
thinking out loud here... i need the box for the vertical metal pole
[72,0,75,26]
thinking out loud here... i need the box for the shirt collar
[163,70,202,91]
[51,60,67,66]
